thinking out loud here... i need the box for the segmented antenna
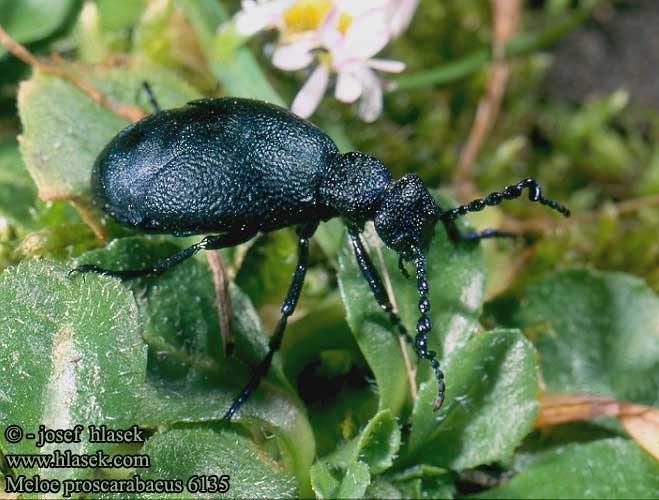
[412,248,445,411]
[439,177,570,222]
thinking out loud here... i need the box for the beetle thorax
[319,151,393,227]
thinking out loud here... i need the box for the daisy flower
[229,0,417,121]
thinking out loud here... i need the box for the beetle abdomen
[92,98,339,234]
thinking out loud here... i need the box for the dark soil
[547,0,659,108]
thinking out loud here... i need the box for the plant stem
[392,5,595,91]
[0,25,146,122]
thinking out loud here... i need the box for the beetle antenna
[439,177,570,222]
[412,248,445,411]
[141,81,161,113]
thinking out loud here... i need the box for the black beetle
[75,90,569,420]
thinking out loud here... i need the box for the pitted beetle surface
[75,89,570,420]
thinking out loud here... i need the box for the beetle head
[374,174,439,261]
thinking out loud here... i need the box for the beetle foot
[69,264,116,278]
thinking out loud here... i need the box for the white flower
[234,0,294,36]
[334,0,389,18]
[272,35,317,70]
[388,0,419,36]
[291,6,405,122]
[230,0,417,121]
[291,64,330,118]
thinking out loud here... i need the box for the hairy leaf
[0,260,147,483]
[490,269,659,405]
[474,438,659,499]
[310,461,370,500]
[324,409,401,475]
[401,329,538,470]
[136,427,297,499]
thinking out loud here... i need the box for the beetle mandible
[74,88,570,420]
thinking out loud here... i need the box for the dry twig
[68,198,109,242]
[206,250,234,355]
[454,0,523,201]
[366,224,418,400]
[0,25,146,122]
[535,393,659,460]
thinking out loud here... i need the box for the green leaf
[473,438,659,499]
[0,260,147,482]
[208,42,285,105]
[489,269,659,405]
[76,237,314,490]
[281,292,380,456]
[17,66,200,202]
[314,218,346,260]
[17,223,99,261]
[178,0,285,105]
[95,0,145,32]
[387,464,455,499]
[0,137,36,228]
[364,478,403,499]
[135,427,297,499]
[235,230,298,309]
[337,229,410,416]
[75,236,291,380]
[0,0,79,58]
[0,137,40,270]
[512,421,626,472]
[354,409,401,474]
[400,329,538,470]
[136,376,315,490]
[337,204,484,416]
[281,291,359,384]
[310,461,371,500]
[76,237,226,377]
[325,409,401,475]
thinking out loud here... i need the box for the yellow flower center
[337,12,352,33]
[283,0,352,34]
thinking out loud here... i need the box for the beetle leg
[348,230,413,345]
[223,221,319,420]
[71,229,256,280]
[141,81,161,113]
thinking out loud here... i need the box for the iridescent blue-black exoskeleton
[76,89,570,420]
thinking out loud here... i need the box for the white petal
[368,58,405,73]
[291,65,330,118]
[335,71,362,103]
[337,0,389,18]
[318,7,342,48]
[343,8,391,60]
[235,9,270,35]
[389,0,419,36]
[272,41,315,70]
[234,0,293,36]
[356,68,383,122]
